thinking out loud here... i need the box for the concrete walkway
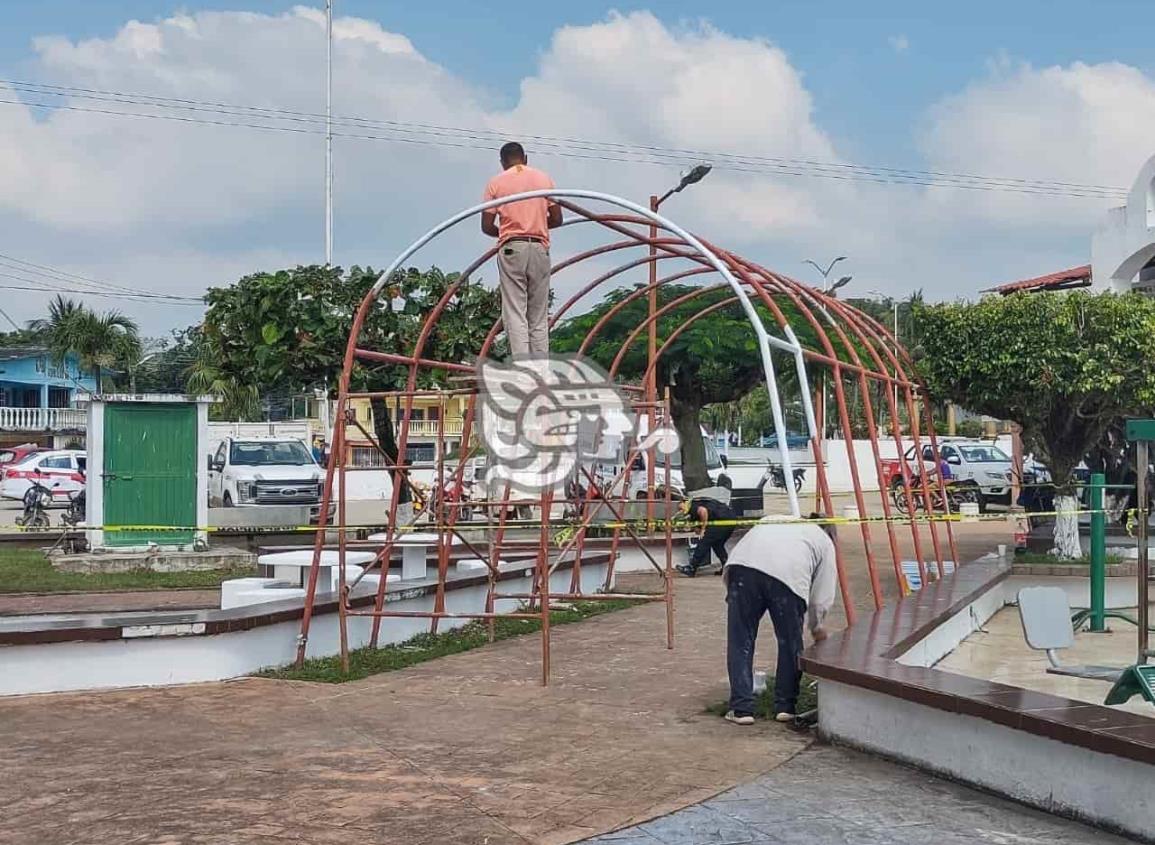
[1,522,1113,845]
[0,572,811,845]
[583,745,1133,845]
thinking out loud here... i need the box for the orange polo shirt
[482,164,557,246]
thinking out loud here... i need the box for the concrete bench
[456,558,509,572]
[223,550,397,610]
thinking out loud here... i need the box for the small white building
[1092,153,1155,292]
[986,153,1155,296]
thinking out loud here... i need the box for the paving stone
[629,804,765,844]
[584,746,1127,845]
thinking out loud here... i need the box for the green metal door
[103,403,197,546]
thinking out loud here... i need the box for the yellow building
[341,392,470,467]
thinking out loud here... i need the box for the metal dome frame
[294,189,957,682]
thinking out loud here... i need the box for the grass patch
[706,673,819,720]
[258,597,646,683]
[0,549,255,593]
[1013,552,1124,566]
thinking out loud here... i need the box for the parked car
[880,440,1012,513]
[208,436,332,521]
[0,449,86,505]
[757,433,811,450]
[0,443,43,469]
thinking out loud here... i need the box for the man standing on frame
[482,142,562,358]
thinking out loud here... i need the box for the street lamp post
[803,257,851,440]
[804,258,851,510]
[129,351,162,394]
[866,289,900,426]
[646,164,711,520]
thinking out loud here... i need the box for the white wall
[820,681,1155,841]
[1,561,609,697]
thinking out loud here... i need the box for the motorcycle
[892,478,976,515]
[758,460,806,494]
[16,483,52,531]
[62,487,86,527]
[433,477,475,523]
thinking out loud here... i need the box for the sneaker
[774,712,795,723]
[675,564,696,578]
[724,710,755,726]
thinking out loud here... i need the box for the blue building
[0,348,96,446]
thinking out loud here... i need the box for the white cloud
[889,34,909,53]
[918,60,1155,229]
[2,8,1155,330]
[0,7,851,328]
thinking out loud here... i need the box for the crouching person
[722,513,837,725]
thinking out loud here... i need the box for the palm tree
[30,295,142,391]
[186,341,260,420]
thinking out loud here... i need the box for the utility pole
[325,0,333,266]
[645,164,711,523]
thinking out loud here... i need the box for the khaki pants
[497,239,550,357]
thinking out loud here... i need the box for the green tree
[29,295,142,390]
[553,284,824,489]
[194,265,502,474]
[915,292,1155,557]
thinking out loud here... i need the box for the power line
[0,253,204,308]
[0,273,203,305]
[0,80,1130,200]
[5,78,1129,196]
[0,252,146,296]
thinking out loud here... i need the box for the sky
[1,1,1155,335]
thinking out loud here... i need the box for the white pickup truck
[208,436,330,520]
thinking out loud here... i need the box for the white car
[0,450,87,504]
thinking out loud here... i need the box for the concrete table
[367,532,443,581]
[257,550,378,590]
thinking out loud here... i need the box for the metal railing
[406,418,465,438]
[0,407,86,431]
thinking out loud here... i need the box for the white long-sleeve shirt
[724,520,838,632]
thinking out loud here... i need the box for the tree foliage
[193,265,503,466]
[915,292,1155,490]
[28,295,142,390]
[552,284,826,489]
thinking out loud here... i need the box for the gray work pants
[497,239,550,357]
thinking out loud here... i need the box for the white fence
[0,407,86,431]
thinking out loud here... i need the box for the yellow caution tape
[3,506,1124,537]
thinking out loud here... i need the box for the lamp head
[675,163,713,192]
[830,275,853,293]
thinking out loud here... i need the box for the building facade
[1092,153,1155,293]
[0,349,96,447]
